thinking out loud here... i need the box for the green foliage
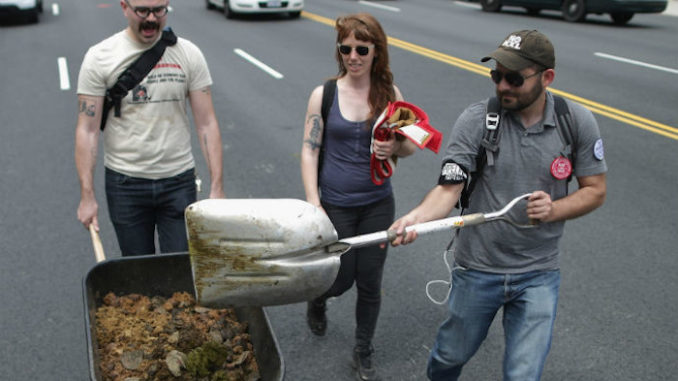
[185,341,230,378]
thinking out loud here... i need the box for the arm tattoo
[304,114,323,150]
[79,100,96,117]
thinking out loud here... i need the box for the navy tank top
[319,91,392,207]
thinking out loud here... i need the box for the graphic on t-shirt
[126,70,188,105]
[132,85,150,102]
[128,71,187,105]
[145,72,186,85]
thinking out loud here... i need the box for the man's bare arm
[189,86,225,198]
[75,95,104,229]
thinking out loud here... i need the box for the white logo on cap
[502,35,522,50]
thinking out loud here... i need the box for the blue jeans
[320,195,395,350]
[428,267,560,381]
[105,167,196,256]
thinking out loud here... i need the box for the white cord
[425,244,464,305]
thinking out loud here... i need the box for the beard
[497,79,543,112]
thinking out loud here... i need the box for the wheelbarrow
[82,243,284,381]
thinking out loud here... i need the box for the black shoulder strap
[100,28,178,131]
[321,79,336,127]
[318,79,336,175]
[552,95,576,182]
[481,96,502,166]
[553,96,573,154]
[459,97,501,209]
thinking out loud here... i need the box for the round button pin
[551,156,572,180]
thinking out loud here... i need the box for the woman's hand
[372,133,400,160]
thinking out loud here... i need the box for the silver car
[206,0,304,19]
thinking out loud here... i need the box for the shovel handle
[340,193,535,250]
[340,213,486,249]
[89,224,106,263]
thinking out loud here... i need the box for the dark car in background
[0,0,43,23]
[475,0,668,24]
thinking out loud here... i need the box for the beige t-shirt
[77,30,212,179]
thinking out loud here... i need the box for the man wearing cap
[390,30,607,380]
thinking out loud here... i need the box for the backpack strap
[100,28,178,131]
[553,97,574,160]
[318,79,336,175]
[458,97,502,209]
[552,95,575,182]
[321,79,336,126]
[481,96,502,167]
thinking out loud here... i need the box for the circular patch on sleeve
[594,139,604,161]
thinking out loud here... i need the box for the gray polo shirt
[442,91,607,273]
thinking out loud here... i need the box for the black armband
[438,160,469,185]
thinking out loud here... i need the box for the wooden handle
[89,224,106,263]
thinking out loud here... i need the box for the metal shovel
[185,193,534,308]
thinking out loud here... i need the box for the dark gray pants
[320,195,394,350]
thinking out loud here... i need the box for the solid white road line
[233,49,284,79]
[594,52,678,75]
[454,0,480,9]
[52,3,60,16]
[57,57,70,90]
[359,0,401,12]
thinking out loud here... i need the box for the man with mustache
[75,0,224,256]
[390,30,607,380]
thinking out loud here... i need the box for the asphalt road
[0,0,677,380]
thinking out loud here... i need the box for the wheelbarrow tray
[82,252,284,381]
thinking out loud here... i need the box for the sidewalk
[665,0,678,17]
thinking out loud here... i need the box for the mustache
[140,21,160,30]
[497,90,515,98]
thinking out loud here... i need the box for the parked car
[475,0,667,25]
[206,0,304,19]
[0,0,42,23]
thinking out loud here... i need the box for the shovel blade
[185,198,341,307]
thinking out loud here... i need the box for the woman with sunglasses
[300,12,416,381]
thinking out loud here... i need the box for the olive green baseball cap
[481,30,555,71]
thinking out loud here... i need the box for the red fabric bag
[370,101,442,185]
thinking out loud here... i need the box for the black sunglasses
[337,44,372,56]
[124,0,169,18]
[490,69,543,87]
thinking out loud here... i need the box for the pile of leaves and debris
[94,291,260,381]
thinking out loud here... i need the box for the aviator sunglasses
[124,0,169,18]
[337,43,373,56]
[490,69,543,87]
